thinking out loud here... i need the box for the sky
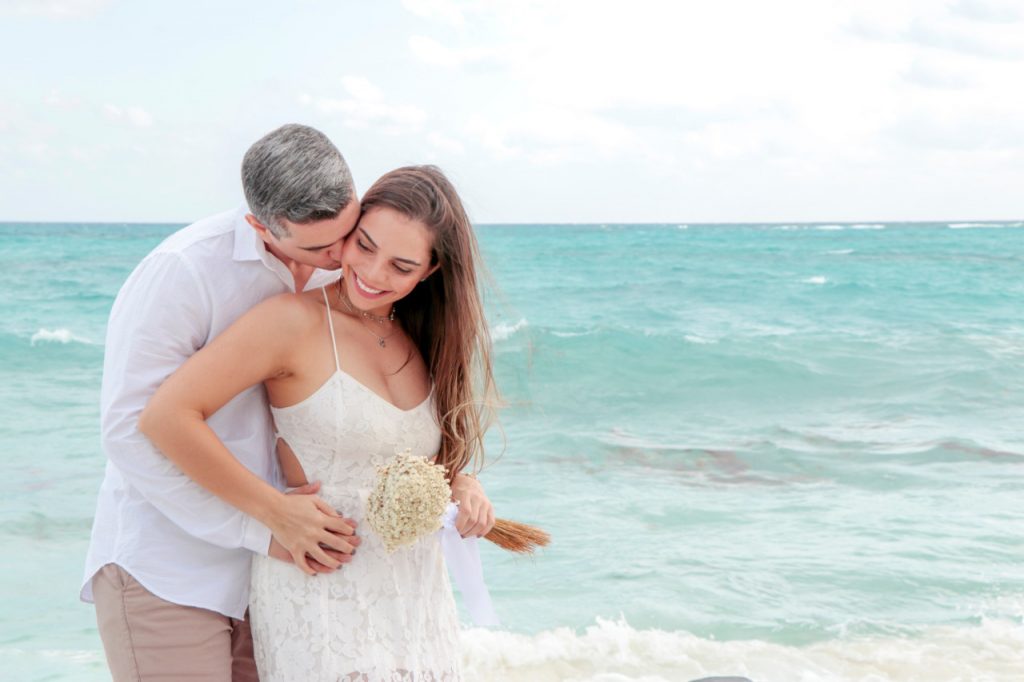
[1,0,1022,223]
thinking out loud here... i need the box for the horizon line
[1,218,1022,227]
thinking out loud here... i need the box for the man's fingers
[287,481,320,495]
[321,548,354,565]
[318,531,358,555]
[308,545,342,570]
[308,558,335,574]
[291,548,316,576]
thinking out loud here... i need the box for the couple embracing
[81,124,497,681]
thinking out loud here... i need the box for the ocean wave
[948,222,1022,229]
[850,224,886,230]
[814,224,845,231]
[928,438,1024,461]
[551,330,596,338]
[826,249,854,255]
[492,318,528,341]
[29,328,95,346]
[684,334,718,345]
[964,333,1024,359]
[802,276,828,285]
[460,616,1024,681]
[766,426,1024,462]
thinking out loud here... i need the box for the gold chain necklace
[336,279,399,349]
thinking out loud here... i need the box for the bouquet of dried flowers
[366,450,550,554]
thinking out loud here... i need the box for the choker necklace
[337,279,394,324]
[336,279,398,348]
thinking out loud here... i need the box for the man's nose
[327,240,344,262]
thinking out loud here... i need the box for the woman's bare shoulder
[240,290,329,340]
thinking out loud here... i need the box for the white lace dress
[250,292,461,681]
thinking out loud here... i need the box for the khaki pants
[92,563,258,682]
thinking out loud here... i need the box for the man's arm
[137,292,359,573]
[100,252,272,553]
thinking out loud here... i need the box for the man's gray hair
[242,124,355,238]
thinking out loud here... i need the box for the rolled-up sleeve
[100,251,272,555]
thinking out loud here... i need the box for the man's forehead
[284,210,359,248]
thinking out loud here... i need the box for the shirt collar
[231,205,343,293]
[232,206,262,263]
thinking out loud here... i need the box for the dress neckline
[271,367,433,415]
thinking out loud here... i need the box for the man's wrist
[242,516,273,556]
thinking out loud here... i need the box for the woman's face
[340,206,439,315]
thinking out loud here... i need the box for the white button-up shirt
[81,207,342,619]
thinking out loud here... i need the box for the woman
[142,165,497,680]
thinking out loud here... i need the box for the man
[81,124,493,680]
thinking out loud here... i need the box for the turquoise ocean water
[1,220,1022,681]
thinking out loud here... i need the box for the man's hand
[450,474,495,538]
[268,537,354,574]
[266,481,360,575]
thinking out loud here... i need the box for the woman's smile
[351,271,391,299]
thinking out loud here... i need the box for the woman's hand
[450,474,495,538]
[265,481,361,575]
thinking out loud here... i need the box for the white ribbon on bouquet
[438,502,501,627]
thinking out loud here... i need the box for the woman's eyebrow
[359,227,422,266]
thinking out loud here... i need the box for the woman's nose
[365,258,388,283]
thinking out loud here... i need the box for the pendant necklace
[336,279,398,348]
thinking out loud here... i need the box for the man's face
[247,198,361,270]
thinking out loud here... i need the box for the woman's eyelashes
[356,239,414,275]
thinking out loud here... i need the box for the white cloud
[301,76,426,135]
[904,58,975,89]
[20,140,53,161]
[0,0,112,18]
[408,35,503,68]
[401,0,466,27]
[950,0,1022,23]
[427,131,465,155]
[43,89,81,109]
[467,107,639,164]
[340,75,383,102]
[5,0,1024,222]
[104,104,154,128]
[848,2,1024,60]
[409,35,462,67]
[413,1,1024,171]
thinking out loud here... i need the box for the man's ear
[245,214,273,244]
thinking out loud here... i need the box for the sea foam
[29,328,93,346]
[460,617,1024,682]
[948,222,1022,229]
[492,318,528,341]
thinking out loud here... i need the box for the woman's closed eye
[358,239,414,274]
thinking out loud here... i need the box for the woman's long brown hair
[360,166,497,478]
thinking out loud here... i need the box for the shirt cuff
[241,516,273,555]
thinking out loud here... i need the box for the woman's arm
[139,294,356,574]
[451,474,496,538]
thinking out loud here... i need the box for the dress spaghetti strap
[320,286,341,372]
